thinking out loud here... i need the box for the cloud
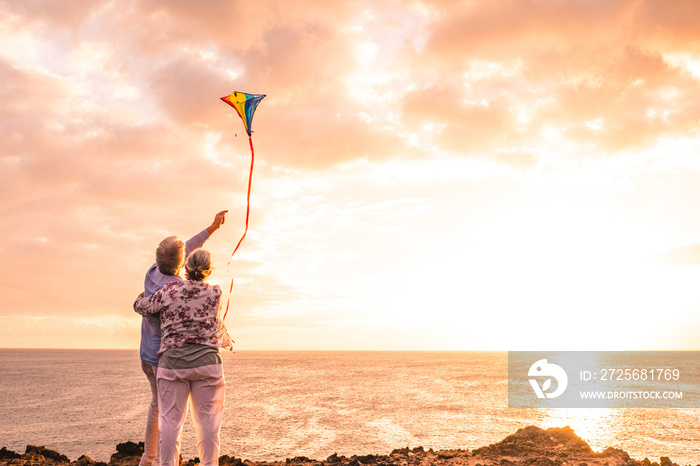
[635,0,700,51]
[420,0,636,63]
[0,57,72,157]
[392,1,700,159]
[0,0,99,30]
[149,54,231,125]
[401,85,514,154]
[2,0,700,350]
[540,46,700,151]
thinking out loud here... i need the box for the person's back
[135,248,233,466]
[149,279,232,353]
[140,232,210,367]
[136,211,227,466]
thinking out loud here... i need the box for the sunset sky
[3,0,700,351]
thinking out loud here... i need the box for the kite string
[223,135,254,321]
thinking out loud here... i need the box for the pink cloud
[421,0,636,63]
[0,0,98,30]
[393,1,700,157]
[401,85,515,153]
[635,0,700,51]
[148,55,231,125]
[535,46,700,150]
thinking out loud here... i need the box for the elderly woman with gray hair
[137,211,227,466]
[135,248,233,466]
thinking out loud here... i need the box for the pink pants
[139,360,160,466]
[156,364,225,466]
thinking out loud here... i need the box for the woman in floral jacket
[134,248,233,466]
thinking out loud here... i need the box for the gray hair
[185,248,213,281]
[155,236,185,275]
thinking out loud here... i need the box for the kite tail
[224,135,255,321]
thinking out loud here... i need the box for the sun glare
[540,408,620,453]
[379,191,692,350]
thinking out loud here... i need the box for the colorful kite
[220,90,266,320]
[221,91,265,136]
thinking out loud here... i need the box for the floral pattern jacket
[134,280,234,354]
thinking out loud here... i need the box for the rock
[108,442,144,466]
[112,442,143,458]
[355,454,377,464]
[357,455,377,464]
[437,450,466,460]
[389,448,408,457]
[524,459,562,466]
[75,455,94,466]
[0,448,21,460]
[25,445,70,463]
[0,425,681,466]
[473,426,592,458]
[286,457,311,464]
[219,455,245,466]
[597,446,632,463]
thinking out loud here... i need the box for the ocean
[0,349,697,464]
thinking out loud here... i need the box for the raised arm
[185,211,228,255]
[206,210,228,235]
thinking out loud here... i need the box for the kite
[220,91,266,320]
[221,91,265,137]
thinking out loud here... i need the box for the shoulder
[147,268,183,289]
[162,280,185,291]
[194,281,221,297]
[158,280,187,297]
[201,281,220,292]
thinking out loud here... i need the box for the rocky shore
[0,426,690,466]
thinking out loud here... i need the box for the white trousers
[157,364,225,466]
[139,360,160,466]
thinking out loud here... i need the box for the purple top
[139,229,210,365]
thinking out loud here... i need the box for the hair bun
[185,249,213,281]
